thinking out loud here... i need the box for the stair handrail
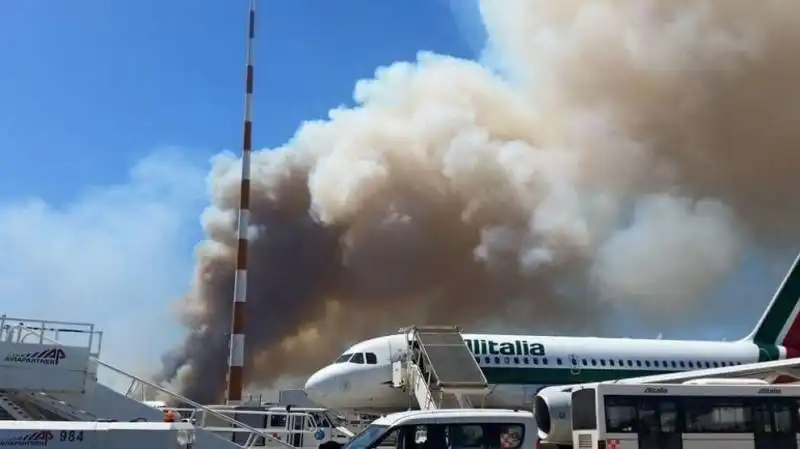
[92,360,298,449]
[405,327,442,389]
[0,316,102,357]
[13,323,295,449]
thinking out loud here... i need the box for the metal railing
[100,361,297,448]
[0,315,103,358]
[2,318,295,449]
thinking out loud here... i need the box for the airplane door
[568,353,581,376]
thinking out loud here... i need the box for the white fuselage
[304,333,783,414]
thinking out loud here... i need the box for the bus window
[752,400,773,433]
[772,399,795,433]
[605,396,638,433]
[637,399,659,434]
[658,399,679,433]
[684,397,753,433]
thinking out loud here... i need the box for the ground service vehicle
[568,382,800,449]
[341,409,535,449]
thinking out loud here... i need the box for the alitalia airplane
[303,253,800,414]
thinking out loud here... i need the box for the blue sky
[0,1,795,384]
[0,0,479,377]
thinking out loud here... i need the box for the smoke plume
[158,0,800,403]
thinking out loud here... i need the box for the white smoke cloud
[0,148,207,389]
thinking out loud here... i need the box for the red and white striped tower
[227,0,256,405]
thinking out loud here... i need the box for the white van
[339,409,535,449]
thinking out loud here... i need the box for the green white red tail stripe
[747,253,800,358]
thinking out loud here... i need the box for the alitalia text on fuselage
[463,338,546,356]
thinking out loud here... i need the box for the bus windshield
[343,424,389,449]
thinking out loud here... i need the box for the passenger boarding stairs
[392,326,488,410]
[0,315,310,449]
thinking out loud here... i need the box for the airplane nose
[304,371,327,401]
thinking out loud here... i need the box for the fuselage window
[484,356,491,364]
[582,359,588,366]
[513,357,520,364]
[712,361,719,367]
[494,356,500,364]
[619,359,625,366]
[557,358,563,365]
[365,352,377,364]
[351,353,364,364]
[600,359,606,366]
[679,361,685,368]
[653,361,659,367]
[609,359,615,366]
[543,358,549,365]
[627,360,633,367]
[687,361,694,368]
[572,358,578,365]
[503,357,510,364]
[644,361,651,368]
[671,361,677,368]
[523,357,529,364]
[533,358,539,365]
[591,359,597,366]
[635,360,642,367]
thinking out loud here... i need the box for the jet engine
[533,386,574,445]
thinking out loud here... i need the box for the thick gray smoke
[158,0,800,403]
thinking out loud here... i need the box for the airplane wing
[610,358,800,385]
[544,358,800,394]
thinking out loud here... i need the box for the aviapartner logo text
[0,431,54,446]
[3,348,66,366]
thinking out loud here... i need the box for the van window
[402,422,525,449]
[365,353,378,364]
[351,353,365,364]
[343,424,391,449]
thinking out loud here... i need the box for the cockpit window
[365,352,377,364]
[334,353,353,363]
[351,353,365,364]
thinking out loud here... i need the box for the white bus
[569,382,800,449]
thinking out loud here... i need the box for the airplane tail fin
[744,253,800,356]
